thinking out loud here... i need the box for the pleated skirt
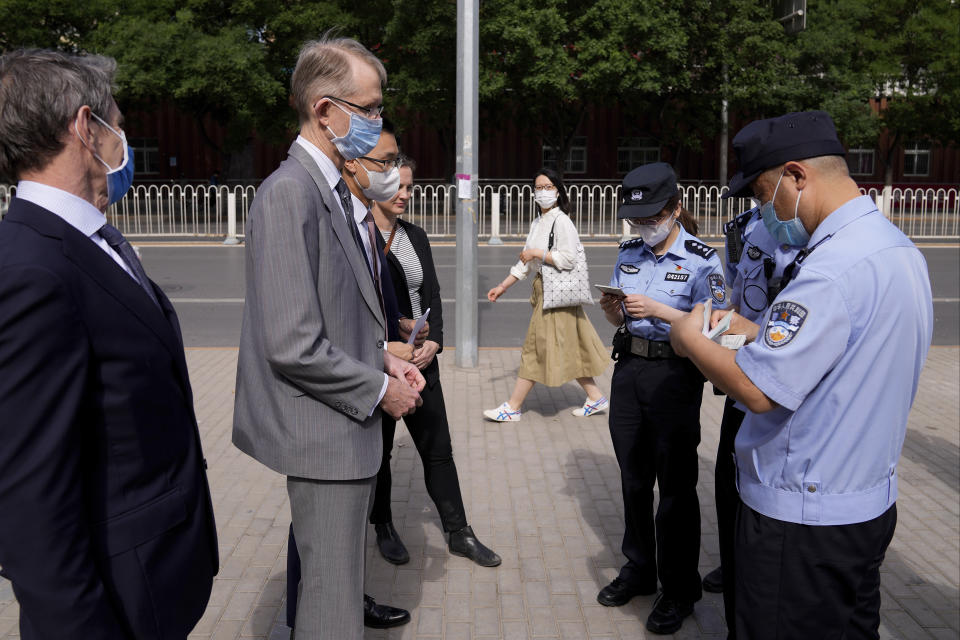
[517,275,610,386]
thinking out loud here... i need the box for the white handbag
[540,217,595,310]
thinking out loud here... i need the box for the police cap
[617,162,678,219]
[723,110,846,199]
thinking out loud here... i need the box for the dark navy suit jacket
[0,198,218,639]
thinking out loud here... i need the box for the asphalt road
[140,242,960,348]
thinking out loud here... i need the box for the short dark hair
[381,117,396,135]
[533,167,569,210]
[0,48,117,181]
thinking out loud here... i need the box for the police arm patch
[708,273,726,304]
[764,301,808,348]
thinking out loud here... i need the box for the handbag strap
[383,223,398,255]
[547,218,559,251]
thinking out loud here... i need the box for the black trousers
[716,397,745,638]
[370,378,468,532]
[735,502,897,640]
[608,353,704,603]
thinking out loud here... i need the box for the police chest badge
[708,273,726,304]
[764,301,808,348]
[620,263,640,274]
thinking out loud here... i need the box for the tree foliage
[0,0,955,182]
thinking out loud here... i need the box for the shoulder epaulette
[685,239,716,259]
[722,207,758,235]
[619,237,644,249]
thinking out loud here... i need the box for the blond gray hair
[290,35,387,124]
[0,48,117,181]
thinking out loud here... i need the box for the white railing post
[488,191,503,244]
[223,191,240,245]
[620,219,631,243]
[881,184,892,218]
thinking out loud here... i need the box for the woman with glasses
[484,168,609,422]
[595,162,727,636]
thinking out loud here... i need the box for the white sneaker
[572,396,609,417]
[483,402,522,422]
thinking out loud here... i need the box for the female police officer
[597,162,727,635]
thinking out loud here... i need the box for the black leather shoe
[702,566,723,593]
[363,594,411,629]
[375,522,410,565]
[448,525,501,567]
[596,577,657,607]
[646,594,695,634]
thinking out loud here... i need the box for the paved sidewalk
[1,347,958,639]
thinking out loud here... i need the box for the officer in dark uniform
[596,163,727,635]
[701,204,800,638]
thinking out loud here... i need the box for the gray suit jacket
[233,143,387,480]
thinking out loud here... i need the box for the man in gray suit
[232,36,424,640]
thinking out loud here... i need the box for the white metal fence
[1,183,957,240]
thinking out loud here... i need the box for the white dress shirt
[15,181,137,281]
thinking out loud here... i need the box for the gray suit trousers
[287,476,375,639]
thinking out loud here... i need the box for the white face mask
[628,214,676,246]
[361,164,401,202]
[534,188,558,210]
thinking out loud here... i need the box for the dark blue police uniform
[598,163,726,635]
[608,226,726,603]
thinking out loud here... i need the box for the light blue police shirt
[734,195,933,526]
[723,207,802,324]
[610,224,727,342]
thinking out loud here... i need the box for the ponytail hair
[664,195,698,236]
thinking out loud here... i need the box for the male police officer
[702,202,800,636]
[669,111,933,640]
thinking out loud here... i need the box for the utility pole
[455,0,479,367]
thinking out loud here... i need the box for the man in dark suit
[0,49,218,639]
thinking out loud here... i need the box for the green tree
[0,0,109,52]
[788,0,960,187]
[381,0,457,175]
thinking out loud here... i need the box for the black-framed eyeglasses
[323,95,384,119]
[359,156,401,169]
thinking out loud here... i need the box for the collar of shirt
[808,194,877,247]
[295,134,342,198]
[16,180,106,237]
[15,180,137,280]
[350,192,370,225]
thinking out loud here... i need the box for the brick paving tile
[0,346,957,639]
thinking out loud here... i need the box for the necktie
[334,179,387,337]
[98,223,161,309]
[362,210,386,317]
[335,179,367,257]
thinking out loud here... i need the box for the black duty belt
[629,336,678,359]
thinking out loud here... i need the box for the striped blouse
[380,223,424,320]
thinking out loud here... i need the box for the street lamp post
[455,0,479,368]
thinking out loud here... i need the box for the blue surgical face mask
[325,101,382,160]
[76,112,135,205]
[760,170,808,247]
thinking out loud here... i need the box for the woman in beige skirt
[483,168,610,422]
